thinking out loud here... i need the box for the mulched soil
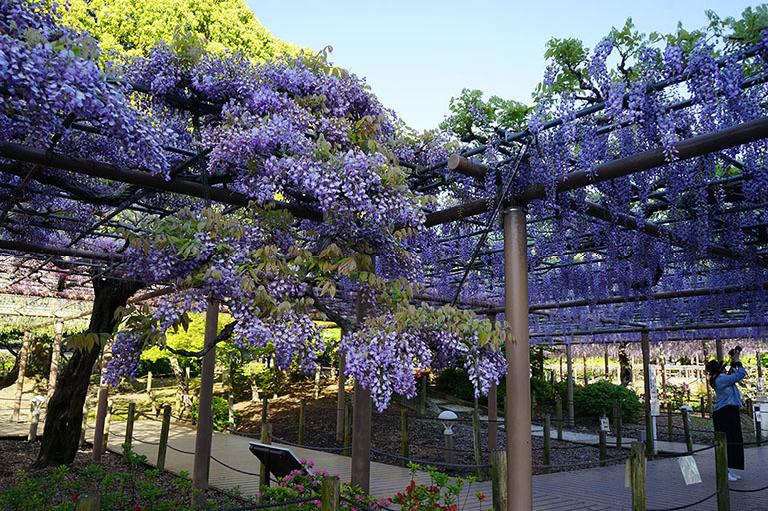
[0,438,248,509]
[234,384,628,477]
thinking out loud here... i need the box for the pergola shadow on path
[1,19,768,511]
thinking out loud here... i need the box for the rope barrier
[166,443,195,455]
[731,483,768,493]
[219,497,317,511]
[209,455,261,477]
[647,491,717,511]
[269,434,347,453]
[369,447,490,469]
[532,455,628,469]
[133,436,160,446]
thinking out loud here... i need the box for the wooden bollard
[630,442,646,511]
[682,408,693,454]
[103,401,113,454]
[700,396,706,418]
[124,402,136,450]
[314,367,321,399]
[542,414,551,474]
[27,397,45,442]
[555,396,563,441]
[261,397,269,423]
[320,476,340,511]
[598,430,607,467]
[419,375,427,416]
[399,408,408,464]
[343,399,351,455]
[667,403,674,441]
[259,423,272,489]
[228,394,235,427]
[715,431,730,511]
[157,405,171,471]
[490,450,507,511]
[472,406,482,479]
[76,494,100,511]
[146,371,153,393]
[298,400,306,445]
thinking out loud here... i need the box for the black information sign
[248,441,307,480]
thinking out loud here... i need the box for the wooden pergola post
[47,321,64,399]
[193,299,219,499]
[604,345,609,379]
[11,331,32,422]
[92,338,114,462]
[503,206,532,510]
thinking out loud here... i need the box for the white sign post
[648,364,659,453]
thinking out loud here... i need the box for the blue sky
[249,1,759,131]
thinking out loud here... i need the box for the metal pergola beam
[424,116,768,227]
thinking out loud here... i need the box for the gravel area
[235,387,628,477]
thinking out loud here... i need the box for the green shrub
[191,396,230,431]
[573,381,642,421]
[530,377,557,405]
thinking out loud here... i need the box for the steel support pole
[566,343,574,427]
[336,352,346,443]
[193,300,219,497]
[351,294,372,493]
[350,383,372,491]
[503,207,532,511]
[641,331,654,458]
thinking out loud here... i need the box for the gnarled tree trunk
[35,277,141,468]
[618,342,632,387]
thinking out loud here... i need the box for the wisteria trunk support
[604,346,609,379]
[350,383,372,492]
[11,332,32,422]
[35,278,140,468]
[92,338,114,462]
[336,352,346,443]
[193,299,219,498]
[641,331,654,458]
[558,356,563,381]
[488,383,498,451]
[582,355,588,385]
[503,206,533,511]
[47,321,64,399]
[566,343,574,427]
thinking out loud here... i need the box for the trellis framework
[1,8,768,511]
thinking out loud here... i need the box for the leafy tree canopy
[59,0,302,60]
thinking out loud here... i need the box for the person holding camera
[705,346,747,481]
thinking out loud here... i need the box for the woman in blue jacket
[705,346,747,481]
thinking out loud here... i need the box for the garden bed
[0,439,249,511]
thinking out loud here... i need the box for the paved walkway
[3,406,768,510]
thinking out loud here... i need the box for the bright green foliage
[190,395,230,431]
[60,0,302,60]
[441,88,530,142]
[573,381,642,422]
[536,7,768,101]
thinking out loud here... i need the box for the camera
[728,345,743,358]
